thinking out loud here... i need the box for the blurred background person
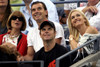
[57,7,70,51]
[77,0,100,31]
[0,0,11,34]
[57,7,69,39]
[20,0,36,34]
[0,11,27,56]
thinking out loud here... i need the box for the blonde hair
[67,9,90,42]
[7,11,26,31]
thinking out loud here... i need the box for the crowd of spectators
[0,0,100,67]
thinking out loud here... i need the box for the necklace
[9,34,20,40]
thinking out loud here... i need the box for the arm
[85,26,98,34]
[24,46,35,61]
[69,35,78,50]
[82,6,98,14]
[17,46,35,61]
[55,37,62,45]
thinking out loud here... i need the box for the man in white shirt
[20,0,59,34]
[23,1,65,61]
[77,0,100,31]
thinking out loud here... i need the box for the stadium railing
[11,0,88,7]
[0,60,44,67]
[56,36,100,67]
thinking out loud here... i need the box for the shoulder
[53,22,63,29]
[27,28,38,36]
[86,26,98,34]
[0,33,6,37]
[34,47,44,59]
[55,43,68,52]
[21,33,27,37]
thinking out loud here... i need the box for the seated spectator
[0,0,12,34]
[30,0,59,23]
[67,9,100,63]
[57,7,70,51]
[0,11,27,56]
[20,0,36,34]
[33,21,71,67]
[20,0,59,34]
[0,45,20,67]
[77,0,100,31]
[57,7,69,39]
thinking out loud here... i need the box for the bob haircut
[68,9,90,42]
[7,11,26,31]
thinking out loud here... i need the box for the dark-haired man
[33,21,70,67]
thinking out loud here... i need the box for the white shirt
[27,22,65,52]
[20,0,59,34]
[64,3,77,10]
[77,1,100,31]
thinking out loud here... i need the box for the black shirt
[33,43,71,67]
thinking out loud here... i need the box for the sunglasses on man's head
[11,16,24,21]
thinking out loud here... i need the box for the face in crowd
[7,11,26,31]
[40,25,56,41]
[0,0,8,7]
[31,2,48,22]
[70,11,87,28]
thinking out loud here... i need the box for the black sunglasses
[11,16,24,21]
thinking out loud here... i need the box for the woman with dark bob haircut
[0,11,27,56]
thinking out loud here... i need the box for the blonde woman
[67,9,100,62]
[0,11,27,56]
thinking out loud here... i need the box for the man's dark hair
[31,1,47,10]
[39,21,56,31]
[31,1,48,17]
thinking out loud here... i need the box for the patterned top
[2,34,20,46]
[73,33,100,62]
[78,33,100,54]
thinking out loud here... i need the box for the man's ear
[54,31,56,37]
[46,10,48,16]
[40,31,42,38]
[39,31,41,35]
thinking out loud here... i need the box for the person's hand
[82,6,98,15]
[17,56,25,61]
[2,42,17,51]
